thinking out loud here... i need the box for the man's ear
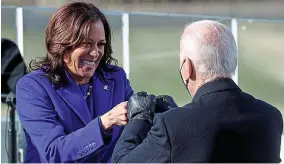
[185,57,196,81]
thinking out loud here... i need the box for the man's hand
[127,92,156,124]
[155,95,178,113]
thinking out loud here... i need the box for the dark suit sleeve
[112,114,171,163]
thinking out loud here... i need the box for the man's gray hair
[181,20,237,80]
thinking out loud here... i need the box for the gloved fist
[155,95,178,113]
[127,91,156,124]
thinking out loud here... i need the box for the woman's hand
[100,102,128,130]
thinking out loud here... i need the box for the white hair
[181,20,238,80]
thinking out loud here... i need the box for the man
[112,20,283,163]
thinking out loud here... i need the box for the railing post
[16,7,24,57]
[122,13,130,79]
[231,18,238,85]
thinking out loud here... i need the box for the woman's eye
[81,42,92,47]
[99,43,106,47]
[85,43,92,47]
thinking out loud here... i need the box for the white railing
[15,7,24,58]
[11,7,241,84]
[7,6,284,84]
[122,13,130,79]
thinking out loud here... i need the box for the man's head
[179,20,237,96]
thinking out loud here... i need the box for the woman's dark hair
[29,1,117,85]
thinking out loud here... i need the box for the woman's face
[64,20,106,83]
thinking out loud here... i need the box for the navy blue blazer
[16,65,133,163]
[112,78,283,163]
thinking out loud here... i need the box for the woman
[16,2,133,163]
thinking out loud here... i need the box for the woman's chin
[81,71,95,78]
[80,67,97,76]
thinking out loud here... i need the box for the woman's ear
[63,52,71,65]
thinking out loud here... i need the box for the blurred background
[1,0,284,163]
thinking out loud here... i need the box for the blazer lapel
[93,72,114,117]
[56,72,92,125]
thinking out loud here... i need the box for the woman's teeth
[80,60,96,67]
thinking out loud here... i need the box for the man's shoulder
[164,103,195,113]
[254,97,278,110]
[161,103,197,122]
[254,97,282,119]
[241,91,281,116]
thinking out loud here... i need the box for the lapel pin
[103,85,109,90]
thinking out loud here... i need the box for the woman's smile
[80,59,97,68]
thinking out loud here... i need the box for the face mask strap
[180,59,190,95]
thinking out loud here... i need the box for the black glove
[155,95,178,113]
[127,92,156,124]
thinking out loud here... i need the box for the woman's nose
[89,49,99,57]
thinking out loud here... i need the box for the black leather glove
[127,92,156,124]
[155,95,178,113]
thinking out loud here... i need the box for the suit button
[92,142,97,147]
[89,144,93,149]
